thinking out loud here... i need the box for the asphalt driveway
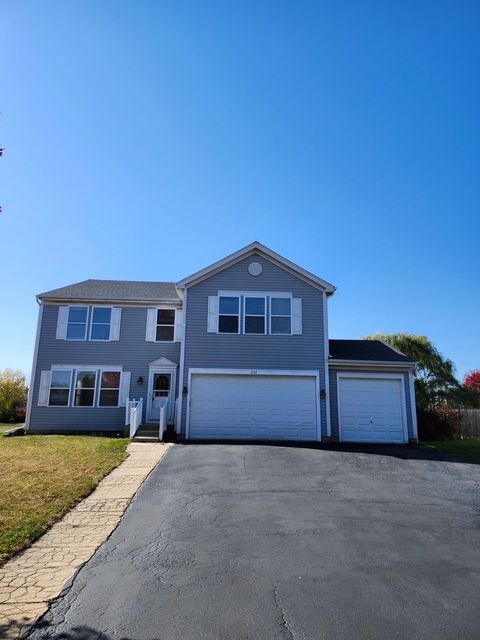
[26,444,480,640]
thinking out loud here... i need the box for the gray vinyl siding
[29,304,180,432]
[181,255,328,437]
[328,367,415,440]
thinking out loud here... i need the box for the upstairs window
[66,307,88,340]
[90,307,111,341]
[218,296,239,333]
[270,297,291,335]
[74,370,97,407]
[244,297,266,334]
[99,371,121,407]
[156,310,175,342]
[49,370,72,406]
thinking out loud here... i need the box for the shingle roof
[38,280,180,303]
[329,339,413,363]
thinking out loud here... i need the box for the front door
[148,373,171,421]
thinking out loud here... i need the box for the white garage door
[338,376,406,443]
[189,373,318,440]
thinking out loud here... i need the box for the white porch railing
[159,399,168,442]
[127,398,143,440]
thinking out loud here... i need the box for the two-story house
[25,242,418,443]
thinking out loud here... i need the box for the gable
[177,242,336,294]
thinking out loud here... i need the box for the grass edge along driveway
[0,434,128,564]
[423,438,480,463]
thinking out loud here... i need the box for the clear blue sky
[1,1,479,380]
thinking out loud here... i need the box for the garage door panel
[339,376,405,443]
[189,373,317,440]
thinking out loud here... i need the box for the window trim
[243,294,267,335]
[73,369,98,408]
[66,305,89,342]
[155,308,176,343]
[48,369,73,407]
[97,369,121,408]
[218,295,240,335]
[89,306,113,342]
[269,296,293,336]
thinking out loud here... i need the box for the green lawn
[425,438,480,463]
[0,423,19,434]
[0,434,128,564]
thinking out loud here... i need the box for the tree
[0,369,28,422]
[363,333,464,409]
[464,370,480,396]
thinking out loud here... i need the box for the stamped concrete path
[0,442,171,639]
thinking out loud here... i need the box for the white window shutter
[207,296,218,333]
[110,308,122,341]
[56,306,69,340]
[292,298,303,334]
[146,308,157,341]
[37,371,51,406]
[174,308,184,342]
[119,372,131,407]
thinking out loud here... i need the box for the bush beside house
[0,369,28,423]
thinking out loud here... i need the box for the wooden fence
[458,409,480,437]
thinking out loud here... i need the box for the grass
[425,438,480,463]
[0,423,18,434]
[0,434,128,564]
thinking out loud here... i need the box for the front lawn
[425,438,480,463]
[0,423,19,434]
[0,435,128,563]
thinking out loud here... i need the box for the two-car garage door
[188,373,318,440]
[337,375,407,443]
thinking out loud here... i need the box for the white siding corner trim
[56,306,69,340]
[292,298,302,334]
[37,370,51,406]
[109,308,122,341]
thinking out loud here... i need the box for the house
[25,242,418,443]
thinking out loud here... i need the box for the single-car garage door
[188,372,318,440]
[338,375,407,443]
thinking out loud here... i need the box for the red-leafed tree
[464,370,480,396]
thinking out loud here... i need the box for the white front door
[148,372,171,422]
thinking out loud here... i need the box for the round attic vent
[248,261,263,276]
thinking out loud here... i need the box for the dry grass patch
[0,435,128,563]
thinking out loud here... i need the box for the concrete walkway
[0,442,171,639]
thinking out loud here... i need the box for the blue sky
[1,1,478,380]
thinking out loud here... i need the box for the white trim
[89,305,114,342]
[218,290,291,298]
[48,368,73,408]
[408,371,418,441]
[65,304,89,341]
[176,241,336,293]
[51,364,123,371]
[72,369,98,408]
[176,288,188,433]
[218,294,240,335]
[243,295,267,335]
[329,359,414,368]
[146,365,177,423]
[336,372,408,444]
[185,368,321,441]
[323,293,331,437]
[39,298,183,308]
[97,369,122,408]
[25,303,44,430]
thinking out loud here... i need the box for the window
[66,307,88,340]
[49,370,71,406]
[98,371,121,407]
[156,310,175,341]
[270,297,291,334]
[90,307,111,341]
[74,370,97,407]
[218,296,239,333]
[244,297,266,334]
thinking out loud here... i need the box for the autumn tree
[0,369,28,422]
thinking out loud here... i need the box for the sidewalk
[0,441,172,639]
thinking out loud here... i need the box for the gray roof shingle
[329,339,413,363]
[38,279,180,303]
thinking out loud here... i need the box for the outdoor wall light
[137,376,144,386]
[183,385,188,394]
[320,388,326,398]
